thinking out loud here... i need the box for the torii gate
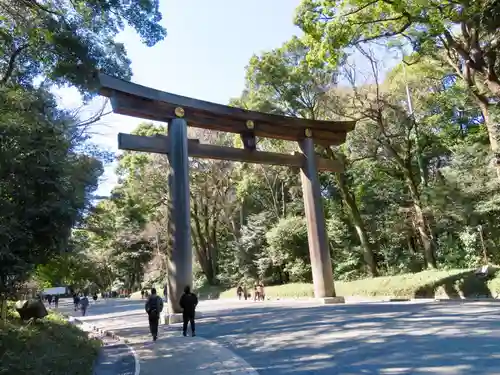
[97,74,356,318]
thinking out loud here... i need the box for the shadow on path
[93,343,136,375]
[192,302,500,375]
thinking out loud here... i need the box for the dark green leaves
[0,0,166,97]
[0,85,103,295]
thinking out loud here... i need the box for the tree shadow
[414,268,498,299]
[176,302,500,375]
[89,299,500,375]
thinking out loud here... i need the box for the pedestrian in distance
[180,285,198,337]
[145,288,164,341]
[54,294,59,308]
[80,295,89,316]
[258,282,265,301]
[73,293,80,311]
[237,286,243,300]
[253,283,260,301]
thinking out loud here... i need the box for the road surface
[58,298,500,375]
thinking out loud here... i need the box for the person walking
[80,295,89,316]
[258,283,265,301]
[73,293,80,311]
[54,294,59,308]
[253,284,260,301]
[180,285,198,337]
[145,288,164,341]
[237,286,243,300]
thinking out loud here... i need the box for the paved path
[59,298,500,375]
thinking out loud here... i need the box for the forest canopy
[4,0,500,299]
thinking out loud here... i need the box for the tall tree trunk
[405,172,437,269]
[475,97,500,179]
[281,182,287,218]
[328,148,379,277]
[190,198,217,284]
[406,234,423,272]
[413,203,436,268]
[337,172,379,277]
[377,137,437,269]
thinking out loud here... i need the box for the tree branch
[1,44,28,84]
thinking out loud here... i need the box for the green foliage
[295,0,500,176]
[75,3,500,295]
[235,212,273,284]
[0,0,166,97]
[0,85,103,295]
[34,246,113,291]
[245,36,335,119]
[0,309,100,375]
[0,0,166,310]
[294,0,497,71]
[266,217,311,282]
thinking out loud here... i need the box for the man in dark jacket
[179,285,198,337]
[145,288,164,341]
[73,293,80,311]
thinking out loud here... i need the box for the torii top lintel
[97,73,356,145]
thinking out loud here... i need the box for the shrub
[0,308,100,375]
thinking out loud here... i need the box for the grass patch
[0,306,101,375]
[219,268,500,300]
[195,284,227,300]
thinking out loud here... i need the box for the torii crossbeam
[97,73,356,316]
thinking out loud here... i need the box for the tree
[295,0,500,174]
[266,216,312,283]
[0,0,166,96]
[336,54,439,268]
[238,36,380,276]
[0,0,167,313]
[0,85,103,298]
[189,131,238,285]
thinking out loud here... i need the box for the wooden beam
[118,133,199,153]
[118,133,343,172]
[98,73,356,145]
[110,93,348,145]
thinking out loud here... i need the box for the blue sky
[54,0,402,198]
[54,0,304,197]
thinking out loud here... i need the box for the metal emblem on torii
[97,74,356,317]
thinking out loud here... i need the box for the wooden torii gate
[97,74,356,316]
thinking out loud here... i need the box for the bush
[0,308,101,375]
[219,268,500,300]
[266,217,311,282]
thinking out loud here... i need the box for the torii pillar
[166,117,193,314]
[299,134,341,302]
